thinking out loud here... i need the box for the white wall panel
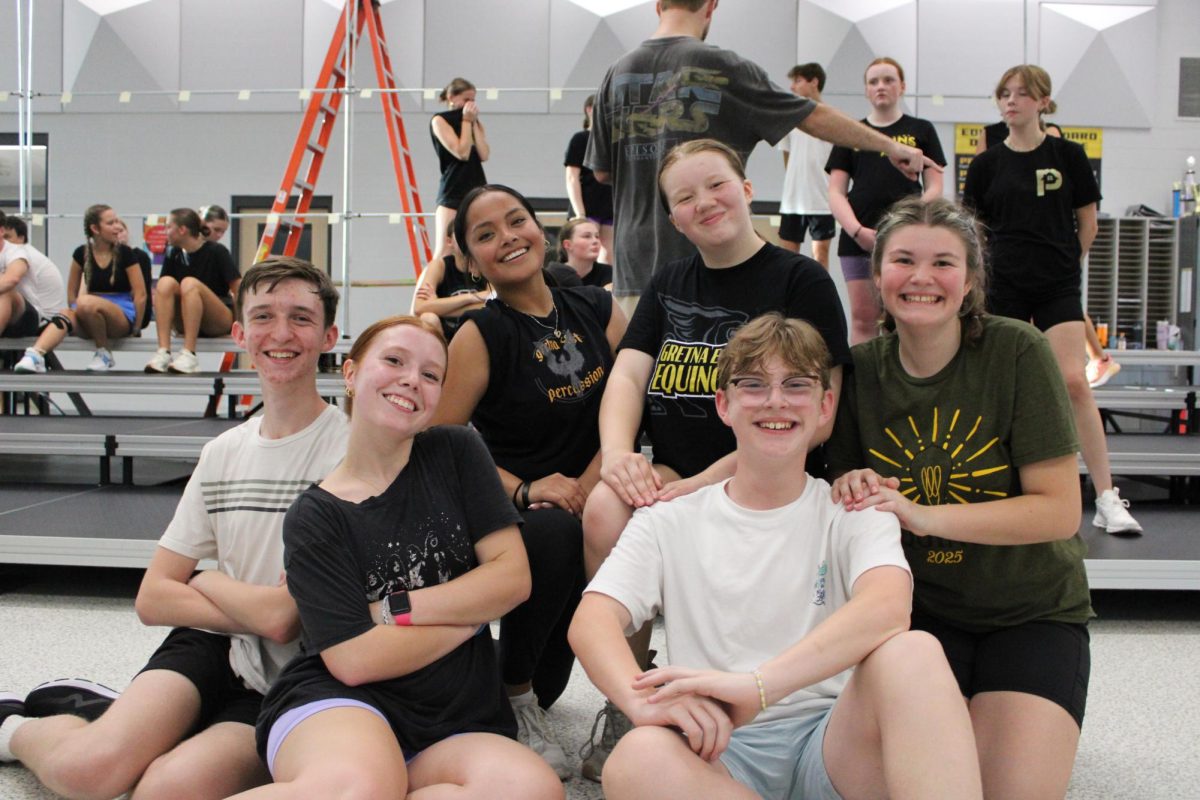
[181,0,302,113]
[422,0,551,114]
[917,1,1024,100]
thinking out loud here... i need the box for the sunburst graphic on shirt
[866,408,1009,506]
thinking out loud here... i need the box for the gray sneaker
[579,700,633,783]
[511,693,571,781]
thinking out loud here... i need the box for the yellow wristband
[753,670,767,711]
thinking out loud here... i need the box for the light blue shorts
[719,705,842,800]
[71,292,136,326]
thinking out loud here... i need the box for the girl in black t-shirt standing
[827,57,946,344]
[963,65,1139,534]
[431,184,626,780]
[564,95,614,265]
[247,316,561,800]
[430,78,489,261]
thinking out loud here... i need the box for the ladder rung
[306,141,327,155]
[294,179,314,192]
[320,104,337,117]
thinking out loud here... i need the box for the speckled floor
[1,569,1197,799]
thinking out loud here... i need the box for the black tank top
[432,108,487,208]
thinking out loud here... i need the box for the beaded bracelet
[753,670,768,711]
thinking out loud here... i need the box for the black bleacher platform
[0,483,184,567]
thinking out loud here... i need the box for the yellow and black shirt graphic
[826,316,1092,631]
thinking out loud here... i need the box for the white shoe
[14,349,46,373]
[86,348,115,372]
[1087,355,1121,388]
[1093,487,1143,535]
[144,348,171,373]
[511,692,571,781]
[168,349,200,374]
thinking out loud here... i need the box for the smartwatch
[385,589,413,626]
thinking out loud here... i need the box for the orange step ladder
[254,0,432,270]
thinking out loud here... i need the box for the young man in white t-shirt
[0,211,66,339]
[777,64,835,269]
[569,313,982,800]
[0,257,349,800]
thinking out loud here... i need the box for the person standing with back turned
[585,0,936,317]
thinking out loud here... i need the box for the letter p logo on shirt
[1035,168,1063,197]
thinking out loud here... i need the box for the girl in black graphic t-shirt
[579,140,851,708]
[252,316,560,799]
[963,65,1140,535]
[826,57,946,344]
[431,184,627,778]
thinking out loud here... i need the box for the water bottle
[1184,156,1197,217]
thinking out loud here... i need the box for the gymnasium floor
[1,566,1197,799]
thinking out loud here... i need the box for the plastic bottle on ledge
[1183,156,1197,217]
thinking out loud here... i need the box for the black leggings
[499,507,584,708]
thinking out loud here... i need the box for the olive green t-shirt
[827,316,1092,632]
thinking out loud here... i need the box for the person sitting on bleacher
[0,211,66,371]
[14,205,148,373]
[145,207,241,375]
[0,257,348,800]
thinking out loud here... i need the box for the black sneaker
[24,679,118,722]
[0,693,24,725]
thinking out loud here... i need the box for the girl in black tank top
[428,184,628,764]
[430,78,490,263]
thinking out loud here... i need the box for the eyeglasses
[728,375,821,402]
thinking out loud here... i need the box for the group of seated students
[6,204,236,374]
[0,139,1092,800]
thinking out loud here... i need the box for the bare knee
[1062,367,1090,401]
[860,630,950,685]
[281,766,402,800]
[474,758,563,800]
[41,734,144,800]
[582,483,632,574]
[131,748,245,800]
[603,726,690,793]
[179,277,204,295]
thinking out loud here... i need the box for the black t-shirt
[565,129,614,220]
[983,121,1007,151]
[620,243,851,478]
[547,261,612,289]
[434,254,487,341]
[160,241,240,303]
[260,426,521,755]
[825,115,946,257]
[464,286,613,480]
[431,108,487,208]
[963,135,1101,298]
[73,243,140,295]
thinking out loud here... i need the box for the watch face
[388,590,411,616]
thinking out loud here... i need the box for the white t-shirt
[777,129,833,215]
[158,404,349,694]
[0,242,66,319]
[587,476,910,724]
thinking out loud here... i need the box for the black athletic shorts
[779,214,835,245]
[139,627,265,730]
[2,302,40,337]
[912,609,1090,727]
[988,289,1084,331]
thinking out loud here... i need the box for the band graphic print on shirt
[531,327,607,406]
